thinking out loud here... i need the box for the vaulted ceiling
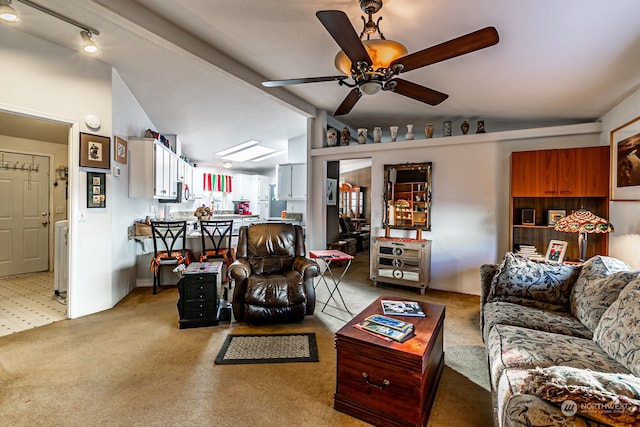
[3,0,640,172]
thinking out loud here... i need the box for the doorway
[0,110,70,334]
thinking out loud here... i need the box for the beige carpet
[0,253,492,426]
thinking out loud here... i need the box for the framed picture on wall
[80,132,110,169]
[114,136,127,164]
[610,115,640,201]
[87,172,106,208]
[326,178,337,206]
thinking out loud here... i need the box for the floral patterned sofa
[481,253,640,427]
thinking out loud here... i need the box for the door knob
[42,220,49,225]
[42,212,47,216]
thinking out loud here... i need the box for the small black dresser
[177,262,222,329]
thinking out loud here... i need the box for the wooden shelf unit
[510,146,610,260]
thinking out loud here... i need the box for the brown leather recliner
[228,223,319,324]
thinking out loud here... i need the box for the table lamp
[553,209,614,262]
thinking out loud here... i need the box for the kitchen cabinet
[257,175,271,201]
[510,146,610,260]
[129,137,179,199]
[277,163,306,200]
[232,174,256,201]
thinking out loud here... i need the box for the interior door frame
[1,103,78,319]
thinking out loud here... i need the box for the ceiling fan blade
[316,10,372,67]
[392,27,499,73]
[262,75,347,87]
[391,79,449,106]
[333,88,362,116]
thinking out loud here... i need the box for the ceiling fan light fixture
[359,80,382,95]
[0,0,19,23]
[334,39,407,75]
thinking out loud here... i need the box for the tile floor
[0,272,67,337]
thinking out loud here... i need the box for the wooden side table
[334,295,445,427]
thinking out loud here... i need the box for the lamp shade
[334,39,408,75]
[554,209,614,234]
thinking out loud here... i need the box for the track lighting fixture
[80,30,97,54]
[0,0,19,23]
[0,0,100,54]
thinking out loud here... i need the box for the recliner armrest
[293,257,320,281]
[228,259,252,281]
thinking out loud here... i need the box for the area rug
[214,333,319,365]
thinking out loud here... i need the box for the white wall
[0,24,112,318]
[600,89,640,268]
[309,124,603,295]
[111,71,160,300]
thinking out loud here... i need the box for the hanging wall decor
[80,132,110,169]
[87,172,106,208]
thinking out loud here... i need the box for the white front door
[0,152,50,277]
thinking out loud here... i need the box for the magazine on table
[365,314,414,333]
[381,300,426,317]
[359,320,414,342]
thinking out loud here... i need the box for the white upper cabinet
[277,163,306,200]
[129,137,179,199]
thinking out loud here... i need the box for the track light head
[0,0,19,23]
[80,30,98,54]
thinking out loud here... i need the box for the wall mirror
[383,163,432,231]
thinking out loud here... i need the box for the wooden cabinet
[276,163,306,200]
[511,146,609,197]
[339,183,365,218]
[129,137,179,199]
[372,238,432,295]
[510,146,610,260]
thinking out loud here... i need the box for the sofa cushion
[519,366,640,427]
[593,277,640,376]
[487,253,580,312]
[572,270,640,331]
[482,301,592,343]
[570,255,633,328]
[245,271,306,308]
[487,324,630,390]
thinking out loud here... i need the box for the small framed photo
[547,209,566,226]
[326,178,337,206]
[87,172,106,208]
[545,240,568,263]
[521,208,535,225]
[114,136,127,164]
[80,132,110,169]
[610,114,640,201]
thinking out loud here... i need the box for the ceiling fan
[262,0,499,116]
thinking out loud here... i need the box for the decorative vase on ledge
[373,127,382,143]
[425,124,434,138]
[357,128,367,144]
[461,120,470,135]
[327,128,338,146]
[341,127,350,145]
[443,120,452,137]
[390,126,399,141]
[405,124,414,140]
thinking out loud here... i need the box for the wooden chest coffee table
[334,295,445,427]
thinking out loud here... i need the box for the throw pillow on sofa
[571,270,640,331]
[593,277,640,376]
[487,252,580,312]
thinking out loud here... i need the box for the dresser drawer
[183,282,216,300]
[183,309,217,320]
[184,299,217,312]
